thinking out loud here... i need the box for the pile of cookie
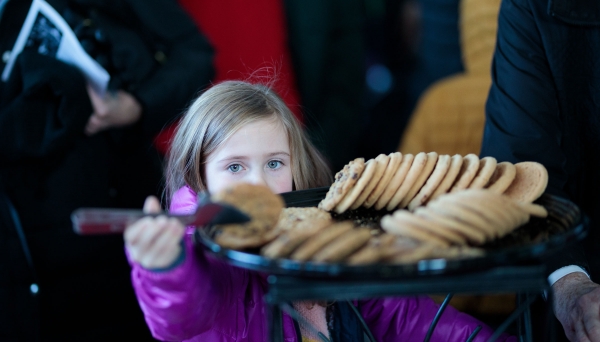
[206,183,468,265]
[259,206,485,265]
[318,152,548,214]
[208,151,552,266]
[380,189,547,247]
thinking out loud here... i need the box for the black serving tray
[195,187,588,279]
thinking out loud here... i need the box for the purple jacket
[129,186,516,341]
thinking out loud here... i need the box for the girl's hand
[124,196,186,270]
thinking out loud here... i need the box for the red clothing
[155,0,302,154]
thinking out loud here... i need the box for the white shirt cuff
[548,265,590,287]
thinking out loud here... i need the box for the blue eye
[267,160,282,169]
[228,164,242,173]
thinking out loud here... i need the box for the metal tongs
[71,193,250,235]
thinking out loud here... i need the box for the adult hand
[553,272,600,341]
[85,84,142,135]
[124,196,185,270]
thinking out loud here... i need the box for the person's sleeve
[125,0,214,136]
[359,296,516,341]
[128,235,214,340]
[0,51,91,165]
[480,0,588,272]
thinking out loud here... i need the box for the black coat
[481,0,600,280]
[0,0,214,340]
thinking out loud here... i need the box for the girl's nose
[247,170,268,187]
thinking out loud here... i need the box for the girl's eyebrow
[216,152,290,163]
[216,155,248,163]
[267,152,290,157]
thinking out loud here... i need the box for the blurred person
[481,0,600,340]
[0,0,213,340]
[164,0,366,172]
[358,0,464,159]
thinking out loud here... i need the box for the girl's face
[204,118,293,195]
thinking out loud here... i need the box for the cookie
[211,183,285,249]
[275,207,332,230]
[450,154,480,192]
[486,162,517,194]
[265,207,332,241]
[381,213,450,247]
[468,156,498,189]
[312,228,372,263]
[518,202,548,218]
[212,183,284,227]
[349,154,389,210]
[375,153,414,210]
[429,154,463,202]
[448,190,516,236]
[503,161,549,203]
[335,158,380,213]
[290,221,354,261]
[399,152,439,209]
[408,154,451,211]
[413,207,486,245]
[260,219,331,259]
[214,225,277,249]
[318,158,366,211]
[386,243,437,264]
[393,209,466,245]
[347,234,396,265]
[387,152,428,210]
[364,152,402,208]
[427,199,496,241]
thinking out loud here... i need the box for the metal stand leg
[546,290,556,342]
[269,303,284,342]
[488,293,538,342]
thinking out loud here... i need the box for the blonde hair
[165,80,332,204]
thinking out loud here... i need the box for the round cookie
[413,207,486,245]
[261,218,332,259]
[291,221,354,261]
[312,228,372,263]
[364,152,402,208]
[212,183,284,226]
[346,234,396,265]
[265,207,332,241]
[211,183,285,249]
[393,209,466,245]
[486,162,517,194]
[503,161,549,203]
[468,156,498,189]
[375,153,414,210]
[274,207,332,230]
[448,190,517,237]
[386,152,428,210]
[349,154,389,210]
[429,154,463,202]
[381,213,450,247]
[518,202,548,218]
[386,243,437,264]
[450,154,480,192]
[318,158,366,211]
[335,158,380,213]
[427,199,495,241]
[399,152,439,209]
[408,154,451,211]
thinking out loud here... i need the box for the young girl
[124,80,515,341]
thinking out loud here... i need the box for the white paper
[1,0,110,96]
